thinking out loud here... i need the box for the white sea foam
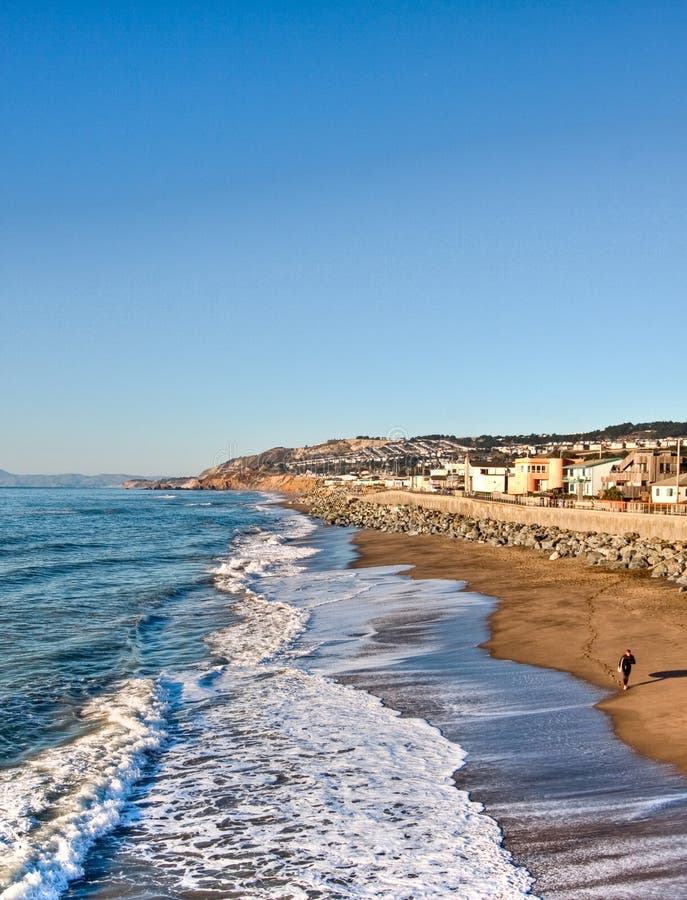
[207,516,319,663]
[213,525,317,594]
[105,666,535,898]
[0,679,165,900]
[205,594,309,665]
[0,505,536,897]
[182,514,535,897]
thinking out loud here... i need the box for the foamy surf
[0,493,538,897]
[175,513,537,897]
[101,665,535,898]
[213,519,318,594]
[0,679,165,900]
[205,593,309,665]
[208,518,319,664]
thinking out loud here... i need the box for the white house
[384,476,412,490]
[415,475,434,492]
[651,475,687,504]
[563,458,624,498]
[468,464,512,494]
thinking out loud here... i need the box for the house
[563,458,624,499]
[508,457,573,495]
[412,474,434,492]
[429,469,449,491]
[323,474,358,486]
[440,462,465,476]
[469,462,512,494]
[384,476,412,490]
[602,450,682,500]
[651,474,687,504]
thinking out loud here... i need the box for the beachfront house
[602,450,681,500]
[408,474,433,492]
[651,475,687,505]
[469,463,512,494]
[562,458,624,499]
[384,476,412,490]
[508,457,572,495]
[429,469,448,491]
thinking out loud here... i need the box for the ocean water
[2,488,687,899]
[0,489,532,899]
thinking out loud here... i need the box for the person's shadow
[631,669,687,686]
[648,669,687,680]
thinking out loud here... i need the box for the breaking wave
[0,679,166,899]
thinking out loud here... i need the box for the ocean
[1,488,687,899]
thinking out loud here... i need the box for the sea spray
[0,679,166,899]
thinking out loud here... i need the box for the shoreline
[348,527,687,778]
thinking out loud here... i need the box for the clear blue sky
[2,1,686,474]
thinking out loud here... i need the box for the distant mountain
[0,470,164,488]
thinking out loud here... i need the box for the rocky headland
[122,472,317,494]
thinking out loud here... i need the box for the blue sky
[2,1,686,474]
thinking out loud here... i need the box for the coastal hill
[0,470,164,488]
[124,422,687,492]
[123,439,390,492]
[192,438,390,492]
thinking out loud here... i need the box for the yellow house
[508,457,570,495]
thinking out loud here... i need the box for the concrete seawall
[364,491,687,543]
[301,487,687,586]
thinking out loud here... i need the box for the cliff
[197,472,318,494]
[122,472,318,495]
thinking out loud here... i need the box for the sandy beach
[350,527,687,777]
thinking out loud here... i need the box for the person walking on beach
[617,649,636,691]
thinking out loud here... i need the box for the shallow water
[0,490,529,898]
[317,582,687,898]
[2,488,686,898]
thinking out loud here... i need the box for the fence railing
[436,490,687,517]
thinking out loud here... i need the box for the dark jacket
[619,653,636,675]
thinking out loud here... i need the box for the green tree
[601,487,623,501]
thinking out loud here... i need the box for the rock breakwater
[302,488,687,588]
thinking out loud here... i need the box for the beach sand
[350,528,687,777]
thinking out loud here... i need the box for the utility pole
[677,438,682,505]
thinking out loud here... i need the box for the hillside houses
[248,428,687,505]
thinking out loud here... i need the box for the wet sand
[351,528,687,777]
